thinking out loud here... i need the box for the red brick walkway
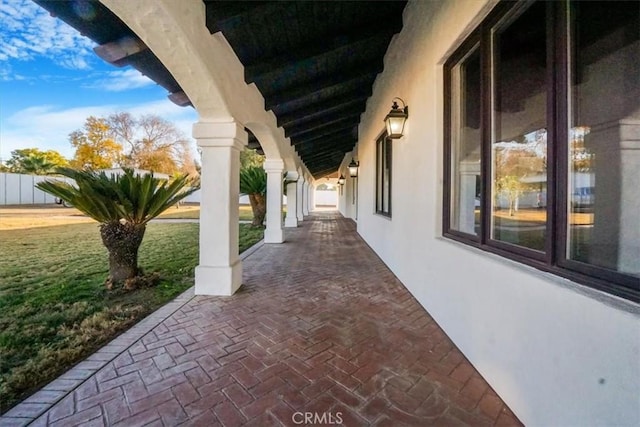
[3,212,522,426]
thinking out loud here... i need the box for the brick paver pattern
[24,212,522,426]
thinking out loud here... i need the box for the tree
[496,175,524,216]
[178,147,199,178]
[240,166,267,227]
[5,148,68,175]
[70,116,122,169]
[36,168,198,289]
[240,147,265,170]
[109,112,190,175]
[570,126,594,172]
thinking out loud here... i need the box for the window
[444,0,640,302]
[376,132,392,216]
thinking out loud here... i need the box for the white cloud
[84,69,156,92]
[0,100,198,161]
[0,64,27,81]
[0,0,95,71]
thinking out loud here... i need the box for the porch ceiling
[33,0,407,178]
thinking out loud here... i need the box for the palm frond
[36,167,198,225]
[239,166,267,195]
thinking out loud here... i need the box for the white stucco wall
[314,190,337,207]
[355,1,640,425]
[337,155,358,219]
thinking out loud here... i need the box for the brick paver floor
[2,211,522,426]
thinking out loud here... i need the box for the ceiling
[34,1,407,178]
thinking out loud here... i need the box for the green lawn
[0,222,263,414]
[161,205,284,222]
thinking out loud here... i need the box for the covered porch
[15,0,639,424]
[1,212,521,426]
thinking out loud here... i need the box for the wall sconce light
[384,97,409,139]
[338,175,346,185]
[348,159,359,178]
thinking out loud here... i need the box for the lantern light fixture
[384,97,409,139]
[338,175,346,185]
[348,159,359,178]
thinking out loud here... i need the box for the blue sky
[0,0,198,162]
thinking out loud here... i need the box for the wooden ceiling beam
[285,110,361,138]
[264,69,377,110]
[307,158,350,176]
[203,1,271,33]
[277,96,367,128]
[311,167,342,178]
[245,27,398,83]
[168,91,191,107]
[287,114,361,139]
[300,153,353,168]
[291,125,355,146]
[93,37,147,66]
[295,136,355,155]
[303,160,344,175]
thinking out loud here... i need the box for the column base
[264,227,284,243]
[195,260,242,296]
[284,216,298,228]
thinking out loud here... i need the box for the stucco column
[309,182,315,211]
[263,159,284,243]
[296,170,305,221]
[193,121,247,296]
[284,171,298,227]
[302,178,310,216]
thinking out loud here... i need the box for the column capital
[194,121,247,150]
[286,171,299,181]
[263,158,285,172]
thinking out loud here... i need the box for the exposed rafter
[292,125,356,146]
[244,26,400,83]
[287,115,362,141]
[277,96,367,128]
[93,37,147,66]
[204,1,272,34]
[264,69,378,110]
[296,138,356,157]
[34,0,408,178]
[285,112,362,139]
[168,91,191,107]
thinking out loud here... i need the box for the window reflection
[567,1,640,276]
[450,45,481,236]
[491,2,548,251]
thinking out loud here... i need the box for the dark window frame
[443,0,640,302]
[376,131,392,217]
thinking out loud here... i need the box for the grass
[162,205,262,221]
[0,220,263,414]
[0,204,282,228]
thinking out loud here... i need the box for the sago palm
[37,168,198,288]
[239,166,267,227]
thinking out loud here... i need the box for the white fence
[185,190,336,207]
[1,173,338,208]
[0,173,74,206]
